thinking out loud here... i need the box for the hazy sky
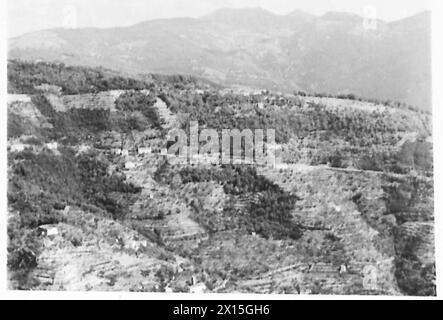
[8,0,431,37]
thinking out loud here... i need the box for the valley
[8,8,431,110]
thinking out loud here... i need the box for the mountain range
[8,8,431,109]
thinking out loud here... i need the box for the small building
[125,162,137,170]
[77,144,90,154]
[138,147,152,155]
[37,225,59,238]
[339,264,348,275]
[46,142,58,150]
[112,148,122,155]
[10,143,25,153]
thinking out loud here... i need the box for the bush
[395,258,435,296]
[357,154,385,171]
[395,141,433,173]
[247,191,302,240]
[7,214,41,287]
[329,151,347,168]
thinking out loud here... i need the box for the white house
[10,143,25,153]
[46,142,58,150]
[138,147,152,155]
[125,162,137,170]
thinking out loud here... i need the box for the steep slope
[7,61,434,295]
[8,9,431,110]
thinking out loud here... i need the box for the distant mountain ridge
[8,8,431,110]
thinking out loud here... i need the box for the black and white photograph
[1,0,441,300]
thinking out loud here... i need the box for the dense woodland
[155,163,302,240]
[7,60,150,94]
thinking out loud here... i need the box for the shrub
[329,151,347,168]
[247,191,301,240]
[395,141,433,173]
[395,258,435,296]
[7,214,41,287]
[357,154,385,171]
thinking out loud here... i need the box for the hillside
[7,61,434,295]
[8,9,431,110]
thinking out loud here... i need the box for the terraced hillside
[7,60,434,295]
